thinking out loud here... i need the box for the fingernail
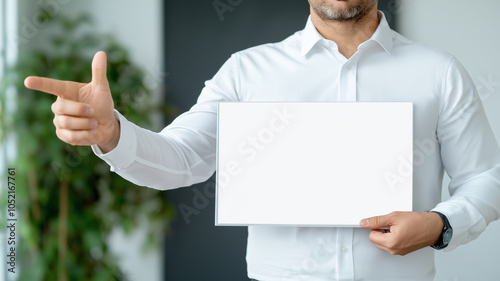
[87,107,94,116]
[91,120,98,128]
[360,219,369,227]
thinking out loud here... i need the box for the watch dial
[443,229,453,244]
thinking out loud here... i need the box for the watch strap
[430,211,452,250]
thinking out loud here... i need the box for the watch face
[443,228,453,244]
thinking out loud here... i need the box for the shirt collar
[300,15,324,57]
[300,11,394,57]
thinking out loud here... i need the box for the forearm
[92,110,216,190]
[432,165,500,251]
[94,55,238,189]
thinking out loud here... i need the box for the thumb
[359,214,393,229]
[91,51,108,86]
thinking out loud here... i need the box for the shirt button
[342,247,349,254]
[346,65,351,71]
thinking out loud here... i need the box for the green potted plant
[1,10,176,281]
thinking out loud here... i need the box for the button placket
[339,58,358,102]
[336,228,354,280]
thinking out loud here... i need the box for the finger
[91,51,108,87]
[369,231,408,256]
[53,115,97,130]
[368,228,392,245]
[55,128,96,146]
[360,212,394,229]
[52,97,94,117]
[24,76,81,100]
[370,241,399,255]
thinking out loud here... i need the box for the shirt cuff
[431,200,486,251]
[91,110,137,172]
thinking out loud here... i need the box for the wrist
[430,211,453,250]
[98,116,120,153]
[428,211,443,246]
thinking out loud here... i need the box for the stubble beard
[309,0,377,22]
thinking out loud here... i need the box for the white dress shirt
[93,13,500,281]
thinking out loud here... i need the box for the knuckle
[58,116,69,127]
[385,237,401,249]
[65,133,76,144]
[55,129,68,143]
[386,241,397,249]
[388,249,399,255]
[57,129,77,145]
[388,211,401,221]
[368,233,375,243]
[52,99,63,113]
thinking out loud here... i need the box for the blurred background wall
[2,0,499,280]
[398,1,500,280]
[43,2,165,280]
[2,0,164,281]
[54,1,165,281]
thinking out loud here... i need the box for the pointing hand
[24,51,120,153]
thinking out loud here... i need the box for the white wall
[398,1,500,280]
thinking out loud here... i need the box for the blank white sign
[216,102,413,227]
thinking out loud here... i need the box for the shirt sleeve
[432,57,500,251]
[92,54,241,190]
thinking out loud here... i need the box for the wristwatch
[430,211,453,250]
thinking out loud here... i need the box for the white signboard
[216,102,413,227]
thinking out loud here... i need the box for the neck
[310,5,379,59]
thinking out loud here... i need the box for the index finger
[368,228,392,245]
[24,76,81,100]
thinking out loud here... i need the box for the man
[25,0,500,280]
